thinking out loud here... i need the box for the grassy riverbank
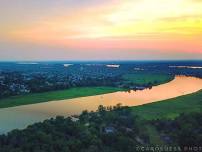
[0,87,124,108]
[122,73,173,85]
[131,90,202,120]
[0,73,174,109]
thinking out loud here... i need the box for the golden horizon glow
[1,0,202,60]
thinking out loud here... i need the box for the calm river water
[0,76,202,134]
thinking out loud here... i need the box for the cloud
[0,0,202,60]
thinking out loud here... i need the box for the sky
[0,0,202,61]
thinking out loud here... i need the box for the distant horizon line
[0,59,202,63]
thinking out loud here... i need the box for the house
[104,126,115,134]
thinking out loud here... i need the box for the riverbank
[0,87,124,108]
[0,74,174,109]
[0,101,201,151]
[131,89,202,120]
[0,76,201,148]
[0,76,201,134]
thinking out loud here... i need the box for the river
[0,76,202,134]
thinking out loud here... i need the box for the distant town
[1,61,202,99]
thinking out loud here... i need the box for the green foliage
[0,105,202,151]
[0,105,143,152]
[153,112,202,147]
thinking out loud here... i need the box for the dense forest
[0,105,201,152]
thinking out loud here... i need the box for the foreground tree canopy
[0,105,201,152]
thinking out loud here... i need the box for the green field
[0,87,124,108]
[0,74,200,121]
[131,90,202,144]
[122,73,173,85]
[131,90,202,120]
[0,73,173,109]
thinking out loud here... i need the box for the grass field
[0,73,173,109]
[0,73,199,120]
[122,73,173,85]
[131,90,202,120]
[0,87,124,108]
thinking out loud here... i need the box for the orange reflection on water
[16,76,202,116]
[1,76,202,133]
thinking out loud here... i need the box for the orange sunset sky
[0,0,202,60]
